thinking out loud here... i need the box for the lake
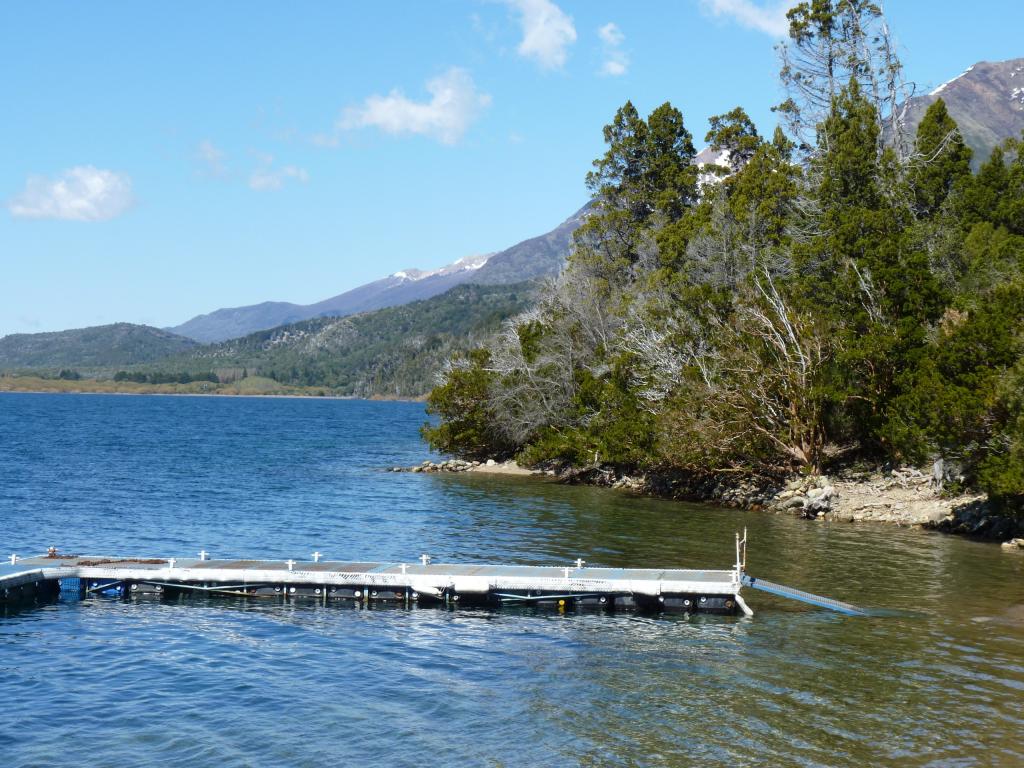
[1,392,1022,767]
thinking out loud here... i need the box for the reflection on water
[1,393,1023,767]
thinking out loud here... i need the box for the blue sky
[1,1,1020,335]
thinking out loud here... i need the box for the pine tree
[908,98,972,219]
[584,101,652,230]
[645,103,698,222]
[705,107,760,172]
[962,146,1009,229]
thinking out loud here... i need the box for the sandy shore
[466,460,536,476]
[400,459,537,477]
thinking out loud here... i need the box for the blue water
[2,393,1023,767]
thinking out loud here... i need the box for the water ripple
[1,393,1023,767]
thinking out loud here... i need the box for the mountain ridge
[0,323,198,369]
[901,57,1024,165]
[168,205,586,343]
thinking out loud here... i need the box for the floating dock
[0,554,748,614]
[1,534,866,617]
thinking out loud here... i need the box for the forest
[423,1,1024,513]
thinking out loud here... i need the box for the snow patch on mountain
[931,65,975,96]
[392,253,493,282]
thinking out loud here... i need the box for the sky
[1,0,1021,336]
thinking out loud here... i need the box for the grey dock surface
[3,543,866,616]
[1,554,746,614]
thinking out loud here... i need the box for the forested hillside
[423,1,1024,514]
[0,323,197,369]
[166,282,537,397]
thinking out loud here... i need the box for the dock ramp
[741,574,867,616]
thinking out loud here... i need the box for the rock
[1001,538,1024,550]
[807,486,835,502]
[783,496,806,509]
[486,459,497,466]
[411,466,423,473]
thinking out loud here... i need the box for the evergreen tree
[422,350,514,460]
[579,102,698,277]
[908,99,972,219]
[705,107,761,172]
[962,147,1009,229]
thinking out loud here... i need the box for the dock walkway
[1,554,745,614]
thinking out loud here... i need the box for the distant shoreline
[0,377,424,403]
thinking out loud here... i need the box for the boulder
[1001,538,1024,551]
[807,486,835,502]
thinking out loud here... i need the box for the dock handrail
[741,574,867,616]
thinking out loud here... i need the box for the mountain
[168,253,494,343]
[164,282,538,398]
[0,323,197,370]
[902,58,1024,165]
[0,283,536,397]
[471,203,589,284]
[168,204,588,344]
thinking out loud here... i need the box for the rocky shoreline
[396,459,1023,545]
[391,458,535,476]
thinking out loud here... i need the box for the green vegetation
[0,284,536,399]
[113,370,218,384]
[166,282,537,398]
[0,323,197,370]
[0,373,332,397]
[424,1,1024,514]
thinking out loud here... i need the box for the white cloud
[598,22,624,47]
[602,59,628,77]
[197,140,227,177]
[8,166,133,222]
[248,155,309,191]
[598,22,628,77]
[699,0,791,38]
[506,0,577,70]
[339,67,491,145]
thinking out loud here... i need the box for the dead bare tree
[778,0,913,161]
[482,266,626,443]
[659,258,835,471]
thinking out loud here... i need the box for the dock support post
[735,594,754,617]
